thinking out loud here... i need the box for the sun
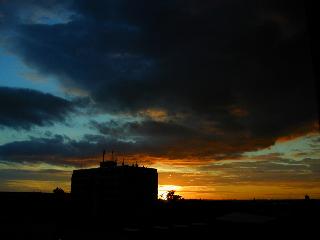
[158,185,181,200]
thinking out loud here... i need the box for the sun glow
[158,185,182,200]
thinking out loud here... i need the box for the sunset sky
[0,0,319,199]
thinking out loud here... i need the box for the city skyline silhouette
[0,0,319,200]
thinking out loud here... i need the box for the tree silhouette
[53,187,65,195]
[166,190,183,202]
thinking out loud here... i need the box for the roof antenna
[102,149,106,162]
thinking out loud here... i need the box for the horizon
[0,190,316,201]
[0,0,319,200]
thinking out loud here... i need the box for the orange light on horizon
[158,185,182,199]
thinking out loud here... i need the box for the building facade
[71,159,158,210]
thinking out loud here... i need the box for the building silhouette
[71,151,158,212]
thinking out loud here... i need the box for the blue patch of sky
[243,133,320,161]
[0,128,29,145]
[0,124,88,146]
[0,112,135,145]
[44,115,101,141]
[0,47,65,98]
[92,112,143,124]
[0,117,92,145]
[34,14,72,25]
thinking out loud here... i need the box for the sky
[0,0,319,199]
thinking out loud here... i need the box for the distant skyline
[0,0,319,199]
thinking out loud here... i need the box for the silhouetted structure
[71,151,158,212]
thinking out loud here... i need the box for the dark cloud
[0,87,74,129]
[0,127,266,166]
[89,119,278,160]
[90,119,204,141]
[0,0,318,157]
[0,134,104,165]
[0,134,157,166]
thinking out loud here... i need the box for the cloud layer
[0,0,318,163]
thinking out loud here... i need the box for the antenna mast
[103,149,106,162]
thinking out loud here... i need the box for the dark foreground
[0,192,319,240]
